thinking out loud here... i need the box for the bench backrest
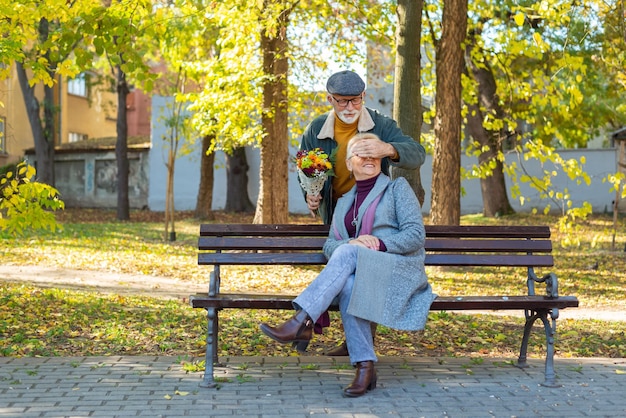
[198,224,554,268]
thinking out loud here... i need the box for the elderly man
[300,70,426,223]
[298,70,426,356]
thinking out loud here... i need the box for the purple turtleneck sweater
[344,174,387,251]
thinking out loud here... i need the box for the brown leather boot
[326,341,349,356]
[327,322,378,356]
[343,361,377,397]
[260,310,313,345]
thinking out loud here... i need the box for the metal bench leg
[537,311,560,387]
[199,307,218,388]
[516,309,560,388]
[516,310,536,369]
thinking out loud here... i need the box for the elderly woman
[260,133,435,397]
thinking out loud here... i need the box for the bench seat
[191,293,579,311]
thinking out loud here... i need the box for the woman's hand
[349,234,380,251]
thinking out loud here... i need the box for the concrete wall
[149,97,624,215]
[149,97,295,212]
[24,147,150,209]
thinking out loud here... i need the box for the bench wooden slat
[199,224,552,239]
[190,293,579,311]
[424,225,551,238]
[198,237,328,251]
[199,237,552,253]
[200,223,329,236]
[425,254,554,267]
[198,252,328,265]
[198,252,553,267]
[425,238,552,252]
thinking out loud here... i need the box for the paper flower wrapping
[295,148,333,195]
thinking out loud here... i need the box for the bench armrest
[528,268,559,298]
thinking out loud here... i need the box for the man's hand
[306,193,321,216]
[351,137,397,160]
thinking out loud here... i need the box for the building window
[0,117,5,153]
[69,132,88,143]
[68,73,89,97]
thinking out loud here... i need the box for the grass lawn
[1,209,625,360]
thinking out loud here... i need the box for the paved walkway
[2,265,626,417]
[1,355,625,417]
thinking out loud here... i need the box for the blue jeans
[293,244,377,365]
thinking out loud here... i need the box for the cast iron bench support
[191,224,579,389]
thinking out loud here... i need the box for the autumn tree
[464,28,514,217]
[390,0,426,206]
[463,1,625,223]
[429,0,468,225]
[253,0,296,224]
[5,0,99,185]
[188,0,370,222]
[3,0,158,219]
[418,0,625,228]
[96,0,155,220]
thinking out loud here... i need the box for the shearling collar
[316,108,376,139]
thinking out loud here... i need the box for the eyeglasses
[331,95,363,107]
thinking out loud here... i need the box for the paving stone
[1,356,625,417]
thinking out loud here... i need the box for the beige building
[0,66,150,167]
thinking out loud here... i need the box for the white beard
[337,108,361,124]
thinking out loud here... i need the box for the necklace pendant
[351,218,357,227]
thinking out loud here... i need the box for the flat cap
[326,70,365,96]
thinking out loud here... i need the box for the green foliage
[0,0,104,85]
[180,0,397,154]
[422,0,626,224]
[0,162,64,236]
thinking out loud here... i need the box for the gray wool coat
[323,174,436,331]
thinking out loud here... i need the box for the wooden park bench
[190,223,579,388]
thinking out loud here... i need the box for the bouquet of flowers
[295,148,334,196]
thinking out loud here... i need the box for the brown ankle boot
[327,322,378,357]
[260,310,313,344]
[343,361,377,397]
[326,341,349,356]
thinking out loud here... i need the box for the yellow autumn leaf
[514,13,525,26]
[533,32,543,46]
[616,369,626,375]
[164,394,172,399]
[175,390,189,396]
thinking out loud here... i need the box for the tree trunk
[15,63,55,185]
[254,1,290,224]
[464,41,514,217]
[15,18,56,186]
[225,147,254,212]
[165,147,176,241]
[430,0,468,225]
[195,135,216,220]
[42,83,56,184]
[392,0,425,207]
[116,64,130,221]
